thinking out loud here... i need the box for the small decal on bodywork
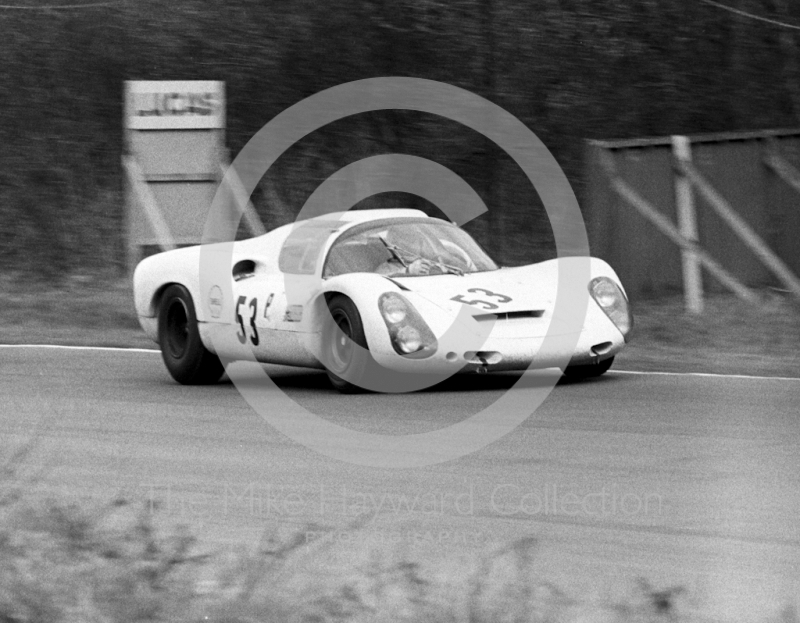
[284,304,303,322]
[263,293,274,320]
[208,285,223,318]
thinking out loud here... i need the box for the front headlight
[395,326,422,353]
[380,294,408,324]
[589,277,633,340]
[378,292,437,358]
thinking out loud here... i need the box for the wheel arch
[311,290,367,348]
[305,275,403,360]
[146,279,207,320]
[137,279,207,344]
[151,281,181,317]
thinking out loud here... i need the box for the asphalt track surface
[2,345,800,619]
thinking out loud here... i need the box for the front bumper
[369,325,625,374]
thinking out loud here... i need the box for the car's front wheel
[158,284,224,385]
[563,356,615,380]
[322,295,371,393]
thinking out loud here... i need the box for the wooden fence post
[671,136,704,314]
[600,151,759,304]
[679,159,800,299]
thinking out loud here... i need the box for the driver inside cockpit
[374,228,445,277]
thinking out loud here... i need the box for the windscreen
[323,218,498,278]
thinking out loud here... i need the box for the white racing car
[133,209,632,392]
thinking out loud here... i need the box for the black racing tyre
[563,356,615,380]
[157,284,224,385]
[322,295,371,393]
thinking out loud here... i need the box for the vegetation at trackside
[0,461,729,623]
[4,0,800,279]
[3,433,799,623]
[0,502,654,622]
[2,442,687,622]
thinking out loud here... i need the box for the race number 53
[451,288,512,311]
[235,296,260,345]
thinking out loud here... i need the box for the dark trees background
[1,0,800,278]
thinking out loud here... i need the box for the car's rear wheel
[158,284,224,385]
[563,356,615,379]
[322,295,370,393]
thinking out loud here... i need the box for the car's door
[231,271,321,366]
[225,220,337,365]
[231,272,286,348]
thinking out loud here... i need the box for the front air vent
[473,310,545,322]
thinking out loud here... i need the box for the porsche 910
[133,209,632,392]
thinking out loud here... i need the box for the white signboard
[125,80,225,130]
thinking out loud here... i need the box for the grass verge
[616,290,800,378]
[0,276,155,350]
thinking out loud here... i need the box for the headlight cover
[378,292,437,358]
[589,277,633,340]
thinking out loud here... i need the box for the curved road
[1,345,799,619]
